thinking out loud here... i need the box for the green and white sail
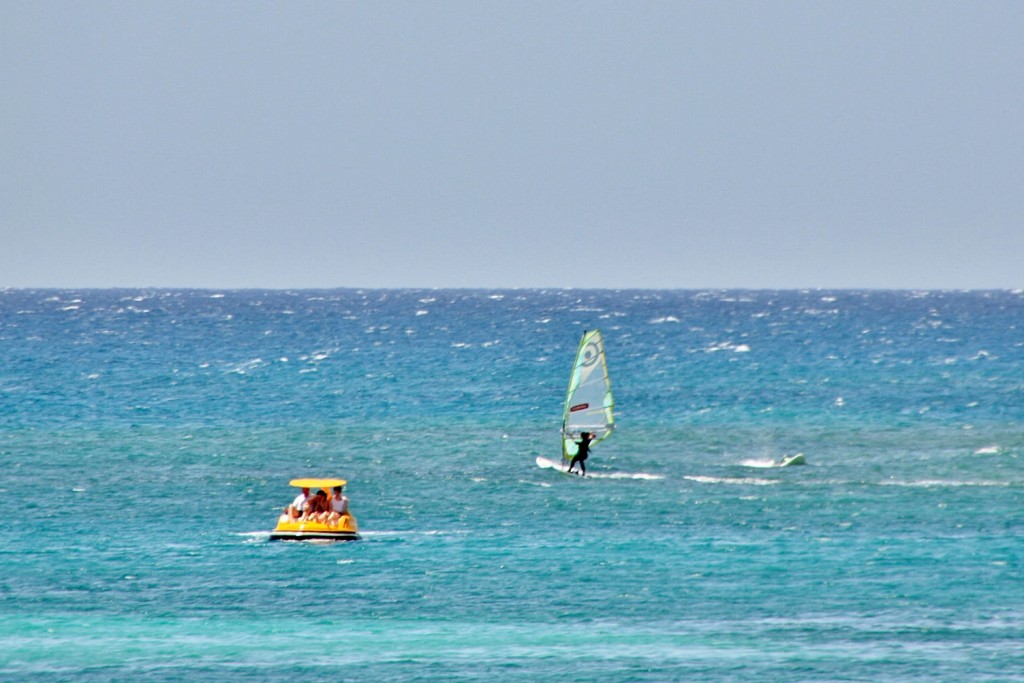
[562,329,615,462]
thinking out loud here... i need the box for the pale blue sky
[2,1,1022,289]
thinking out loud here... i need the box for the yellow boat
[269,478,361,541]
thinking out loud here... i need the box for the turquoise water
[2,289,1023,681]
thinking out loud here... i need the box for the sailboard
[535,455,663,480]
[560,329,615,469]
[778,453,806,467]
[741,453,807,468]
[536,455,572,474]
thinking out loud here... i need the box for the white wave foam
[740,458,777,469]
[587,471,664,480]
[359,529,468,539]
[535,456,663,480]
[685,475,779,486]
[879,479,1011,488]
[703,341,751,354]
[229,358,265,374]
[973,445,1000,455]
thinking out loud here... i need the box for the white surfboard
[778,453,806,467]
[536,456,576,474]
[535,456,664,480]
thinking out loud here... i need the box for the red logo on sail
[570,403,589,412]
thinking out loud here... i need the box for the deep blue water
[1,289,1022,681]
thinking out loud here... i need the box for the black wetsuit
[568,437,591,475]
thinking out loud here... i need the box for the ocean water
[1,288,1022,681]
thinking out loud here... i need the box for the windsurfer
[567,431,594,476]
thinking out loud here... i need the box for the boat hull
[269,530,360,541]
[269,514,360,542]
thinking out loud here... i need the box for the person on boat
[567,431,594,476]
[285,487,311,519]
[324,485,349,525]
[304,489,330,519]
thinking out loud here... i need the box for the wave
[684,475,779,486]
[703,341,750,353]
[741,458,780,469]
[535,456,664,480]
[359,529,468,539]
[878,479,1013,488]
[586,471,665,480]
[742,454,805,468]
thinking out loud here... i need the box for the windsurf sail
[562,329,615,462]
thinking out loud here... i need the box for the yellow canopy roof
[289,478,347,489]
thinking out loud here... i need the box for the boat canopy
[289,478,347,489]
